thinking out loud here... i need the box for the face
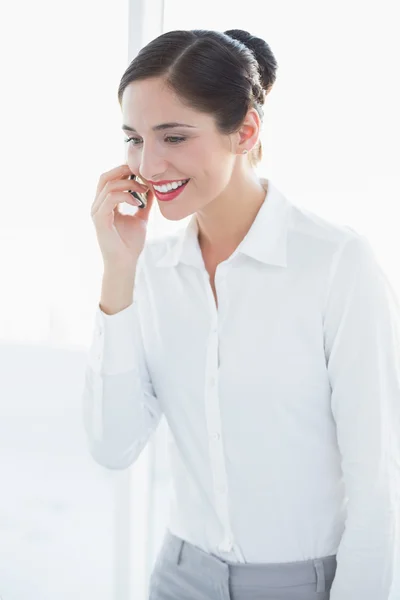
[121,76,256,221]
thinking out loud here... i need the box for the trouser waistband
[161,530,337,593]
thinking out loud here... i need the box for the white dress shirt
[82,178,400,599]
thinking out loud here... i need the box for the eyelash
[124,136,186,146]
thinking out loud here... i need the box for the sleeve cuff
[87,301,142,375]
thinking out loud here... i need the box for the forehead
[121,77,210,130]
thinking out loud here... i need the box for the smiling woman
[81,20,400,600]
[116,29,277,245]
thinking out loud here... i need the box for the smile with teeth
[153,179,190,193]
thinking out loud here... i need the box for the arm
[81,267,163,470]
[323,234,400,600]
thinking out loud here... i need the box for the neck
[196,170,267,259]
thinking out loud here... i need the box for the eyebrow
[121,122,196,133]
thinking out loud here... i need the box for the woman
[83,29,399,599]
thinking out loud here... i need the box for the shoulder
[289,200,361,254]
[285,196,376,277]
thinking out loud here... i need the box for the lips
[153,179,189,193]
[153,179,190,202]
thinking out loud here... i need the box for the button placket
[202,263,237,556]
[92,376,103,440]
[204,357,232,551]
[97,327,103,362]
[93,310,105,367]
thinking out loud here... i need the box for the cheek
[185,137,216,162]
[188,148,224,180]
[125,144,140,165]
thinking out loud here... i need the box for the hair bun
[224,29,278,95]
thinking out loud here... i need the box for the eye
[123,136,186,146]
[165,136,186,144]
[124,137,141,146]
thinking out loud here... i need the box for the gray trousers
[149,530,337,599]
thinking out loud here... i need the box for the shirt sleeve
[323,233,400,600]
[81,268,163,470]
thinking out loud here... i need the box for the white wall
[0,343,114,599]
[0,340,158,600]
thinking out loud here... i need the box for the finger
[134,188,155,220]
[91,174,148,216]
[92,190,140,223]
[95,164,132,197]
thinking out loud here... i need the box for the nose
[137,141,168,183]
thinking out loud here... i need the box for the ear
[236,108,261,154]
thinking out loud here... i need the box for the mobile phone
[128,174,148,209]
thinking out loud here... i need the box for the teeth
[154,179,188,193]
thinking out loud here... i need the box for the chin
[158,205,195,222]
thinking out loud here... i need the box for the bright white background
[0,0,399,599]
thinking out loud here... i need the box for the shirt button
[219,537,233,552]
[99,329,103,336]
[209,376,216,387]
[217,483,226,493]
[211,432,220,441]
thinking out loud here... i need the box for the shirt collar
[154,177,292,269]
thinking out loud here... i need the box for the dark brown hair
[117,29,278,167]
